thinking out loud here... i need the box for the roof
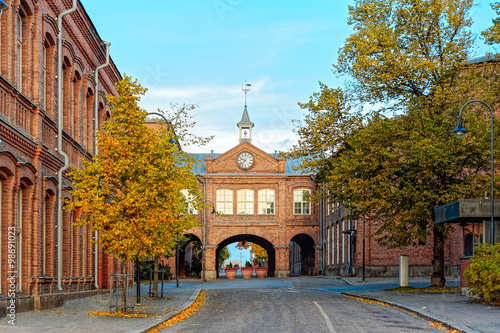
[191,153,308,175]
[237,106,254,127]
[434,199,500,224]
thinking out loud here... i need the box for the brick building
[323,201,462,278]
[0,0,123,311]
[170,96,463,281]
[178,105,321,280]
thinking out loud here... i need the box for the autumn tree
[482,1,500,46]
[285,0,500,286]
[250,243,268,261]
[67,76,209,298]
[217,246,231,270]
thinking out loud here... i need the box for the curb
[340,292,481,333]
[127,288,202,333]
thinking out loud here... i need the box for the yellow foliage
[149,290,205,332]
[66,76,210,262]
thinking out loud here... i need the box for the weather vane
[241,80,251,107]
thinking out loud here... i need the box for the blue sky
[83,1,497,154]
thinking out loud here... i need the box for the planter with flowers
[224,262,238,280]
[254,259,268,278]
[241,261,254,279]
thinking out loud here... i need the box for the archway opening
[179,234,202,278]
[216,234,275,277]
[289,234,315,276]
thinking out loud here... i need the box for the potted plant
[241,260,253,279]
[254,259,268,278]
[224,262,238,280]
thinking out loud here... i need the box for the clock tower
[237,82,254,143]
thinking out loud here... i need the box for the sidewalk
[0,285,201,333]
[336,277,500,333]
[0,276,498,333]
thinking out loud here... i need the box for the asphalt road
[159,288,445,333]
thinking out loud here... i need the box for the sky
[82,1,498,155]
[80,1,498,262]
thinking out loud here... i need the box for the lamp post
[452,100,495,245]
[0,0,8,17]
[202,199,216,281]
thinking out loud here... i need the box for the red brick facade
[186,141,321,279]
[0,0,124,301]
[323,205,462,278]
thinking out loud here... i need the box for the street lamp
[202,199,216,281]
[452,99,495,245]
[0,1,8,17]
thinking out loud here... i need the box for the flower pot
[255,267,268,278]
[241,267,253,279]
[225,268,238,279]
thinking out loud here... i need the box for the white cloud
[139,79,302,154]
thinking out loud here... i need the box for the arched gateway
[175,97,321,280]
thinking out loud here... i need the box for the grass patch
[386,286,461,294]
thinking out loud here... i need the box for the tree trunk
[152,256,159,297]
[121,258,127,311]
[430,224,446,287]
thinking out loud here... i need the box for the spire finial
[241,81,251,107]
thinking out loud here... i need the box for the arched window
[85,89,93,149]
[293,188,311,215]
[72,72,82,140]
[41,44,47,109]
[16,187,24,291]
[237,189,254,215]
[258,189,275,215]
[216,189,233,215]
[16,13,23,90]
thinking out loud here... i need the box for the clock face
[237,152,254,169]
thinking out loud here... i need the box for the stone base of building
[275,270,290,278]
[205,270,218,281]
[323,265,460,279]
[0,290,100,318]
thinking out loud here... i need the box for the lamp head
[0,0,8,13]
[452,117,468,139]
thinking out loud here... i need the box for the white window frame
[42,45,47,110]
[216,189,233,215]
[293,189,311,215]
[16,187,23,291]
[258,189,275,215]
[16,14,23,91]
[237,189,254,215]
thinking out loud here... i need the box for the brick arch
[62,40,76,64]
[286,229,318,246]
[19,0,35,17]
[43,176,57,196]
[215,234,276,277]
[0,151,18,175]
[16,173,35,292]
[289,233,316,276]
[178,233,202,278]
[73,56,85,74]
[42,25,57,117]
[42,15,58,43]
[18,161,37,182]
[42,176,57,277]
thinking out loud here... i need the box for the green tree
[482,2,500,46]
[250,243,268,261]
[285,0,500,286]
[217,246,231,270]
[66,76,209,298]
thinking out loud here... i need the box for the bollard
[399,255,409,287]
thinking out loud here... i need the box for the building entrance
[216,234,276,277]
